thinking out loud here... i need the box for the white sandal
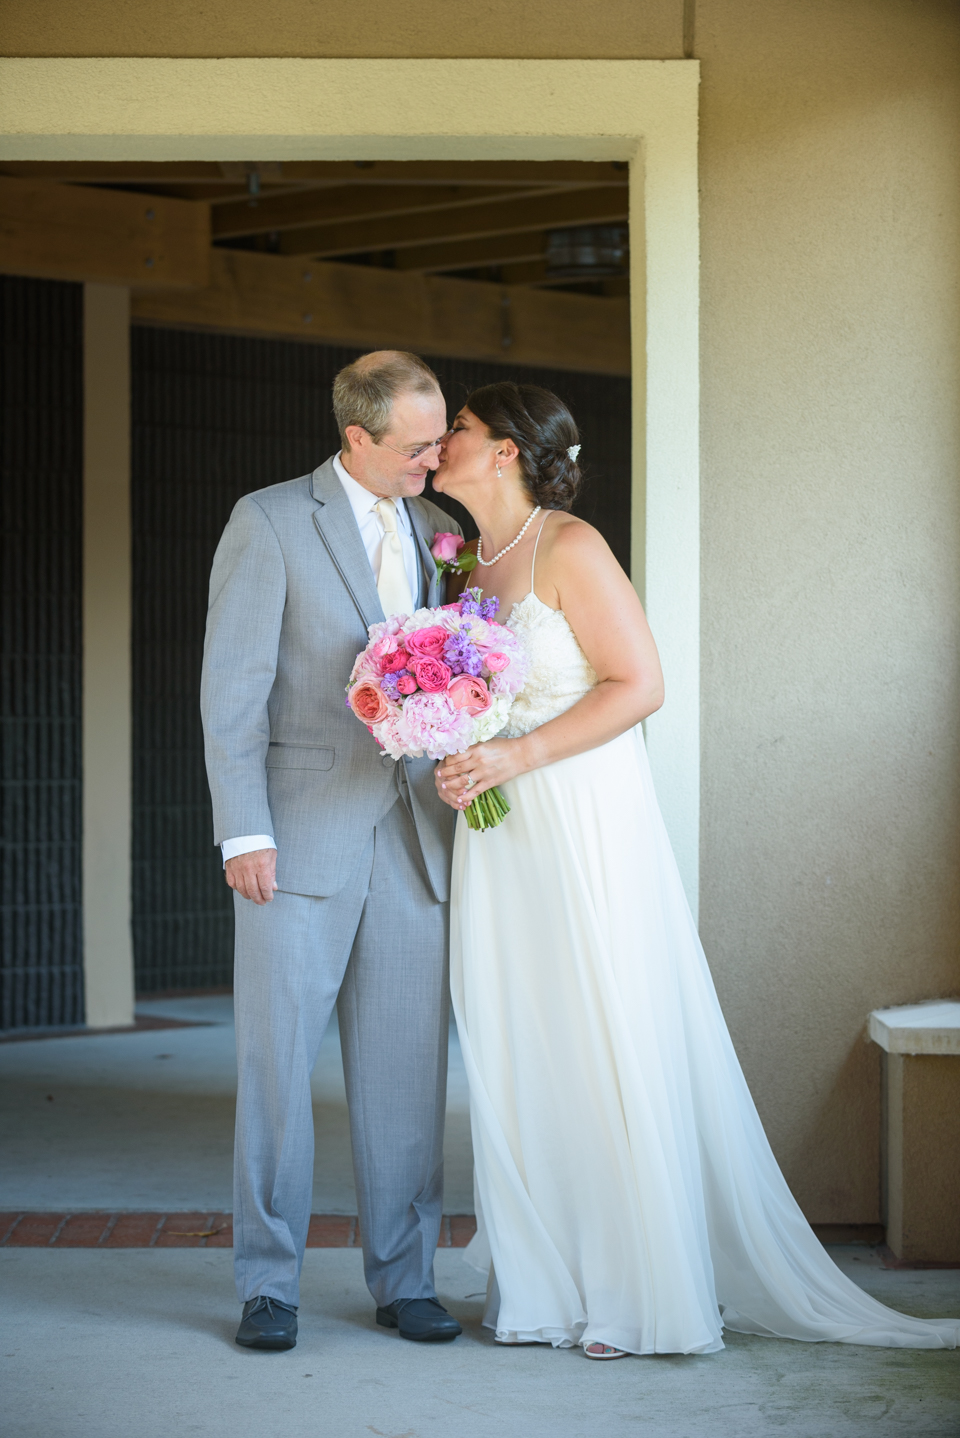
[584,1342,629,1360]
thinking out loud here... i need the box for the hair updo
[464,381,582,512]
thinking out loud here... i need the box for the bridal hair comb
[567,444,581,462]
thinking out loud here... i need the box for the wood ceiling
[0,160,631,374]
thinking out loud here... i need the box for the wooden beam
[131,250,629,377]
[0,159,629,189]
[212,182,542,241]
[0,177,210,288]
[393,233,548,275]
[275,186,629,259]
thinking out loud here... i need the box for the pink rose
[396,673,417,695]
[431,532,465,564]
[484,651,510,673]
[381,646,409,673]
[448,674,492,716]
[348,680,392,724]
[411,656,452,693]
[406,625,450,660]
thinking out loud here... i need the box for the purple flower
[443,633,483,677]
[380,672,401,701]
[458,587,499,622]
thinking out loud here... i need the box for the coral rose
[347,680,391,725]
[405,625,449,660]
[411,656,452,693]
[448,674,492,716]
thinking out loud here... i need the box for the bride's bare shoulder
[541,512,618,572]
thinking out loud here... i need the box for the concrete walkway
[2,996,958,1436]
[0,995,474,1213]
[3,1247,958,1438]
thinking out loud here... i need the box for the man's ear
[343,425,367,453]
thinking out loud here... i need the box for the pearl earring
[496,461,502,479]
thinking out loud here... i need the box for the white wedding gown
[449,530,960,1356]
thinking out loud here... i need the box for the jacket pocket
[266,743,335,771]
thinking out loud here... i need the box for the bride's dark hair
[464,381,582,512]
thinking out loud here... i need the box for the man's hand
[225,848,278,905]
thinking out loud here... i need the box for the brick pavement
[0,1213,478,1249]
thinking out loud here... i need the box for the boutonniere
[430,532,478,581]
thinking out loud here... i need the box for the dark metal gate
[0,277,84,1030]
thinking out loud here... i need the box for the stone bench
[868,1001,960,1263]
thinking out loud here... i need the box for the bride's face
[433,408,500,500]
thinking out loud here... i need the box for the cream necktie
[374,498,415,618]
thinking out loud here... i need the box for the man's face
[341,390,449,499]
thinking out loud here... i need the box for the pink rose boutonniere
[430,531,477,582]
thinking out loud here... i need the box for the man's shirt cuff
[221,834,277,866]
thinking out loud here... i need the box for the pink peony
[484,651,510,673]
[396,673,417,695]
[448,673,492,716]
[348,680,392,724]
[405,625,449,660]
[431,532,465,564]
[411,656,452,693]
[397,692,472,759]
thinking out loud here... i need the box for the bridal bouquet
[346,588,528,831]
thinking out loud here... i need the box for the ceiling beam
[274,186,629,260]
[211,182,549,241]
[0,159,629,189]
[393,233,548,275]
[0,177,210,289]
[130,250,629,377]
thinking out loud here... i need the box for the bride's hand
[435,738,528,810]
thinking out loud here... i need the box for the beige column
[82,283,135,1028]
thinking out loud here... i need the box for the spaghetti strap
[530,512,550,596]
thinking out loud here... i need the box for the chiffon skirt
[449,726,960,1354]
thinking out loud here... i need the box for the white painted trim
[2,57,701,914]
[82,283,135,1028]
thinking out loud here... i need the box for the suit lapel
[406,497,440,609]
[310,460,384,630]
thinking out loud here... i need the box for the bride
[432,380,959,1360]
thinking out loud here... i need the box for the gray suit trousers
[232,784,449,1309]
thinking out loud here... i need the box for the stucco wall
[0,0,683,60]
[2,0,958,1223]
[697,0,960,1221]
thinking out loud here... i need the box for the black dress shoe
[376,1296,462,1343]
[235,1295,298,1350]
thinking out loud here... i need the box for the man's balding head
[333,351,443,449]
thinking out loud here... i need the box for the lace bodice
[500,591,598,737]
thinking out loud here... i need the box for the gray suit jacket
[200,457,462,902]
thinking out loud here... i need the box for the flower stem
[464,785,511,831]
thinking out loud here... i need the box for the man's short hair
[332,351,442,447]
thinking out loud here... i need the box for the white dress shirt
[221,454,423,864]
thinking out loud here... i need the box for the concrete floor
[0,995,474,1213]
[2,1248,958,1438]
[1,996,958,1436]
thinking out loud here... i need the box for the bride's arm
[436,519,663,806]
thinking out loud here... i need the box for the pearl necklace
[476,506,541,567]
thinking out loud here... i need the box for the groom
[201,351,462,1351]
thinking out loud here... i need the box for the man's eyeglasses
[370,430,451,461]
